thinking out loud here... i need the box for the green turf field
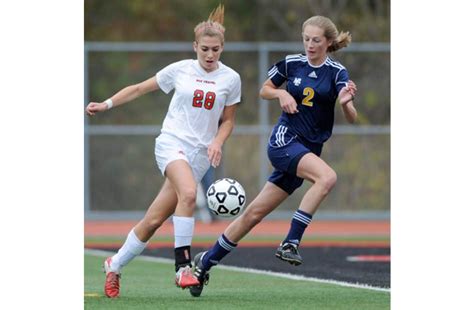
[85,252,390,310]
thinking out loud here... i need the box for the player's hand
[208,140,223,168]
[339,80,357,106]
[278,91,299,114]
[85,102,108,116]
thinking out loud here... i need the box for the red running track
[85,220,390,248]
[85,220,389,237]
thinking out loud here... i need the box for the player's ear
[193,41,198,52]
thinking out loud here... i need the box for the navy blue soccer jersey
[268,54,349,145]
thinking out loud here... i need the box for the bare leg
[274,153,337,265]
[108,178,178,274]
[164,160,198,217]
[134,178,178,242]
[296,153,337,215]
[225,182,288,243]
[194,182,288,276]
[159,160,201,287]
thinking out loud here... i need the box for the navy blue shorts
[267,124,323,195]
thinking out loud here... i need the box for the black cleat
[275,242,303,266]
[189,251,210,297]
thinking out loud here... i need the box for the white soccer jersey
[156,59,241,148]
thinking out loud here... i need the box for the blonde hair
[194,4,225,44]
[302,16,351,52]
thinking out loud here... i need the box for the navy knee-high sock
[202,234,237,271]
[282,209,312,246]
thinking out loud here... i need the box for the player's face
[194,36,223,72]
[302,25,332,65]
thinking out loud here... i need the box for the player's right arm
[85,76,159,116]
[260,57,298,114]
[260,79,299,114]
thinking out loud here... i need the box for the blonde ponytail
[208,3,224,25]
[194,4,226,44]
[328,31,352,52]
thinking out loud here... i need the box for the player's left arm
[208,104,238,167]
[338,79,358,124]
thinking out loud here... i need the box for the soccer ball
[206,178,246,218]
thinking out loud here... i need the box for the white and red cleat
[175,265,200,288]
[103,257,121,298]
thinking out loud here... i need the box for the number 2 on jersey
[192,90,216,110]
[302,87,315,107]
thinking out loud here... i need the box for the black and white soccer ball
[206,178,246,218]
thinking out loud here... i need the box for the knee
[242,207,265,227]
[140,217,164,233]
[319,169,337,194]
[179,187,197,207]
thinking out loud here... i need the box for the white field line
[85,249,390,293]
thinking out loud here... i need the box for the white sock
[110,229,147,272]
[173,216,195,248]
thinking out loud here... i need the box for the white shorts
[155,133,210,182]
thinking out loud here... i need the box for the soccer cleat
[103,257,121,298]
[189,251,210,297]
[275,242,303,266]
[175,265,200,289]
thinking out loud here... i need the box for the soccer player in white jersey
[85,5,241,298]
[189,15,358,297]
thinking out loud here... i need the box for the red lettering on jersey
[192,89,204,108]
[204,91,216,109]
[195,79,216,85]
[192,89,215,110]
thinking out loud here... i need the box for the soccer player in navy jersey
[189,15,358,297]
